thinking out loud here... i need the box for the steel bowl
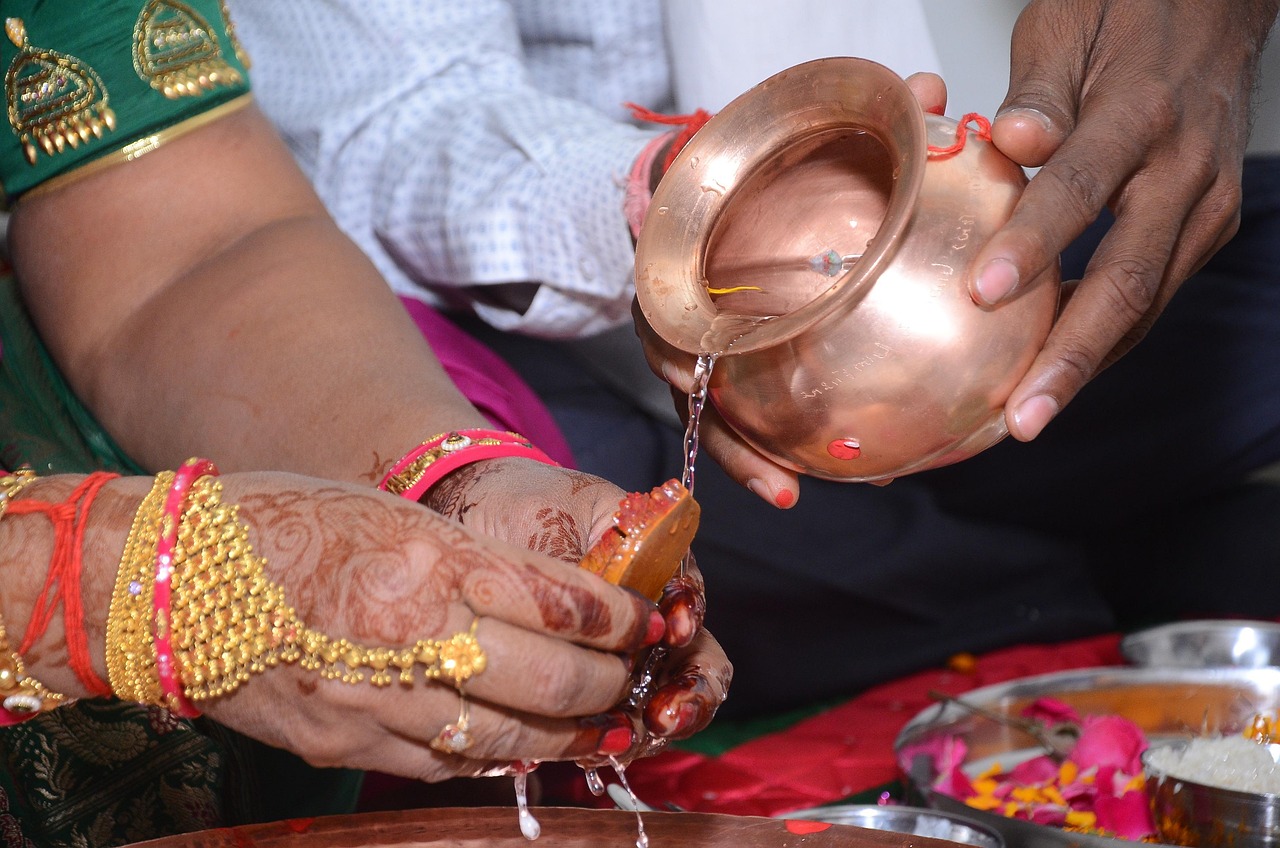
[1122,621,1280,670]
[780,804,1005,847]
[1143,739,1280,847]
[895,666,1280,848]
[634,57,1060,482]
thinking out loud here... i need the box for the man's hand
[975,0,1280,440]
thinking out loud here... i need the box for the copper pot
[635,57,1060,481]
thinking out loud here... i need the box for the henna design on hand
[232,477,622,648]
[233,482,472,640]
[361,450,394,485]
[527,506,587,562]
[514,562,613,639]
[422,462,486,522]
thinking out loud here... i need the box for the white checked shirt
[228,0,671,338]
[229,0,1280,343]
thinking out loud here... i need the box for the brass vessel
[635,58,1060,481]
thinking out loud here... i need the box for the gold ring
[429,690,474,754]
[436,617,486,689]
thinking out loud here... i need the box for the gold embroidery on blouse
[18,93,252,204]
[4,18,117,166]
[133,0,242,99]
[216,0,251,70]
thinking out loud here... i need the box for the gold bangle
[169,477,487,702]
[0,468,38,522]
[104,473,171,705]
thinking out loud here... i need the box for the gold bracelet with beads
[0,612,69,721]
[169,476,486,703]
[104,473,172,705]
[0,467,38,521]
[0,467,71,722]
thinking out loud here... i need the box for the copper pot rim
[636,56,929,357]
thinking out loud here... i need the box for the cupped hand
[199,472,667,782]
[423,459,730,742]
[643,558,730,740]
[576,558,731,767]
[975,0,1278,440]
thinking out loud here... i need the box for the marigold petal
[965,795,1004,812]
[1065,810,1097,829]
[1058,760,1079,784]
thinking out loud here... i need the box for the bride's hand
[425,463,730,746]
[199,472,668,781]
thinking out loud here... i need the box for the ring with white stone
[429,690,474,754]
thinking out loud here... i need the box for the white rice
[1146,735,1280,795]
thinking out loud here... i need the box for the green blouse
[1,0,251,202]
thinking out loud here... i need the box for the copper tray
[128,806,969,848]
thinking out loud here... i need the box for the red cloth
[550,634,1125,817]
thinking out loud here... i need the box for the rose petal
[1009,754,1060,785]
[906,733,969,776]
[1022,697,1082,726]
[1070,715,1147,774]
[1028,805,1070,826]
[935,762,977,799]
[1094,789,1156,840]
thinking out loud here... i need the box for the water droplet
[681,353,719,496]
[584,767,605,796]
[513,765,541,840]
[609,756,650,848]
[656,206,669,215]
[688,156,700,168]
[518,807,541,841]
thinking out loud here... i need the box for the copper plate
[127,806,975,848]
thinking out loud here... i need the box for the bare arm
[8,103,488,482]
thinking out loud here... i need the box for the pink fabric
[398,296,574,468]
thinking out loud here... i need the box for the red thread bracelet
[626,102,713,172]
[926,112,992,159]
[12,471,119,697]
[379,430,559,502]
[153,458,219,718]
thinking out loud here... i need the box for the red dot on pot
[827,438,861,460]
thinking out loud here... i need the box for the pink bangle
[379,430,559,502]
[624,130,675,240]
[153,457,218,718]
